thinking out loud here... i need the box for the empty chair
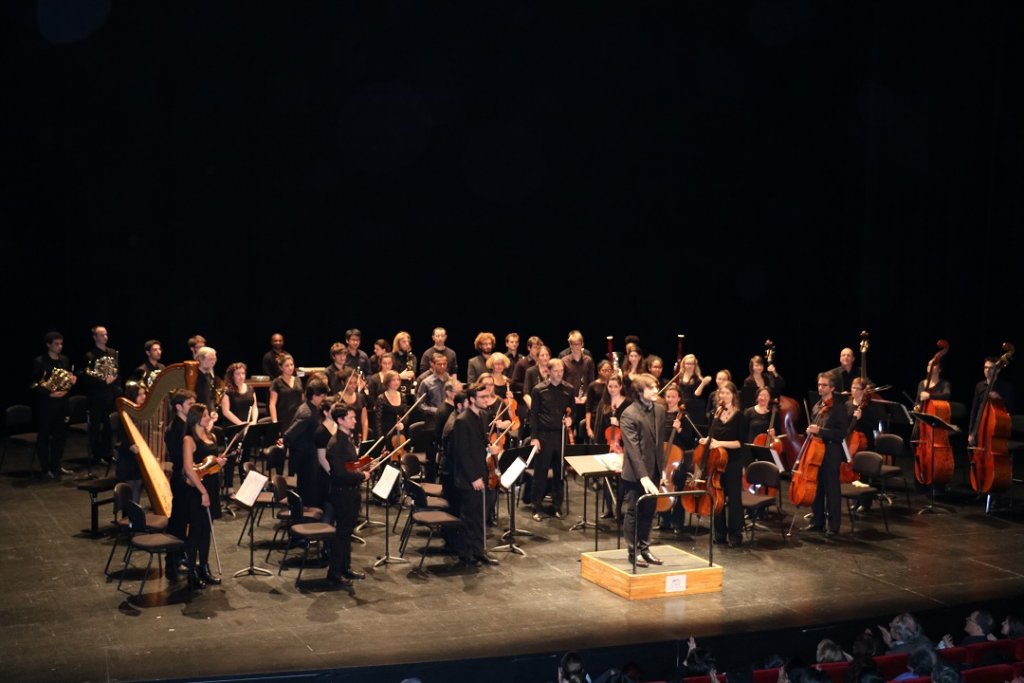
[278,491,335,585]
[398,475,461,572]
[115,501,185,599]
[105,482,168,576]
[839,451,889,533]
[740,461,784,541]
[873,433,912,508]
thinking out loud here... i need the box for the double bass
[969,343,1014,495]
[913,340,954,487]
[789,398,830,508]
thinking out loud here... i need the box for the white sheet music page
[235,470,269,508]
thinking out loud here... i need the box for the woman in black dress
[269,354,303,429]
[374,370,406,441]
[182,404,225,587]
[699,381,748,547]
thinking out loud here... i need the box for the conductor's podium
[581,544,723,600]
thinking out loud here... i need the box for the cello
[841,379,873,484]
[913,340,954,487]
[789,398,830,508]
[682,406,727,517]
[749,397,784,496]
[764,340,803,471]
[969,343,1014,495]
[657,391,686,514]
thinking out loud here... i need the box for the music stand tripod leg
[493,484,528,556]
[373,498,409,567]
[233,502,273,578]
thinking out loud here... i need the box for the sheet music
[500,457,527,489]
[372,464,400,500]
[234,470,269,508]
[597,453,623,472]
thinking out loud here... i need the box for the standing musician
[325,403,370,586]
[828,347,871,394]
[503,332,524,370]
[262,333,287,379]
[805,373,850,535]
[645,356,665,389]
[369,338,389,374]
[558,329,594,360]
[133,340,165,389]
[327,342,351,395]
[968,357,1016,447]
[528,358,574,521]
[619,373,666,567]
[417,353,453,481]
[486,352,513,399]
[269,353,304,429]
[193,346,220,412]
[342,328,372,378]
[848,377,883,451]
[365,353,395,411]
[657,383,689,531]
[562,331,595,441]
[164,389,196,582]
[677,353,713,405]
[337,368,370,442]
[594,374,632,519]
[391,331,418,395]
[220,362,257,490]
[584,361,614,442]
[744,387,775,444]
[621,346,646,398]
[314,397,337,523]
[435,380,462,499]
[81,325,120,465]
[700,381,748,547]
[418,327,458,379]
[705,369,733,419]
[283,379,330,508]
[510,335,543,394]
[522,345,552,408]
[915,359,951,407]
[187,335,207,360]
[449,384,502,566]
[32,331,77,479]
[743,355,785,399]
[182,403,226,587]
[466,331,496,384]
[374,370,406,441]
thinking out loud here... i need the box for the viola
[913,340,954,487]
[789,398,831,507]
[969,343,1014,494]
[487,422,515,489]
[504,386,521,431]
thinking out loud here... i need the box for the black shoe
[714,536,727,545]
[459,556,481,567]
[188,570,206,590]
[641,550,663,565]
[199,564,222,585]
[325,574,353,587]
[599,511,614,520]
[803,524,824,532]
[553,510,564,520]
[627,554,649,569]
[825,528,838,537]
[475,553,500,566]
[341,568,366,580]
[727,536,743,548]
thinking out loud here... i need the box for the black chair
[398,476,461,572]
[839,451,889,533]
[115,501,185,598]
[105,483,169,576]
[393,454,447,533]
[874,433,912,508]
[265,474,323,562]
[278,491,335,585]
[740,461,784,541]
[407,420,431,469]
[1,404,38,472]
[67,395,89,436]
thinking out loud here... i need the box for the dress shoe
[325,574,353,587]
[553,510,564,520]
[188,570,206,590]
[474,553,500,566]
[627,553,649,569]
[199,564,222,585]
[531,512,543,522]
[640,550,663,565]
[727,536,743,548]
[803,523,824,532]
[60,466,74,475]
[599,511,614,520]
[825,528,838,537]
[713,536,727,545]
[341,568,366,580]
[459,556,481,567]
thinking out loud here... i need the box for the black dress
[375,392,405,439]
[226,388,255,424]
[709,410,749,543]
[186,433,220,567]
[271,376,304,429]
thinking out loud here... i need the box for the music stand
[492,445,536,557]
[875,399,913,431]
[566,453,621,551]
[372,463,408,567]
[911,411,960,515]
[355,439,384,533]
[231,469,274,578]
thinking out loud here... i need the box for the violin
[969,342,1014,494]
[504,385,520,431]
[193,424,247,476]
[913,340,954,487]
[487,422,515,489]
[346,438,409,473]
[789,398,831,507]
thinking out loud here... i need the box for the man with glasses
[805,373,850,536]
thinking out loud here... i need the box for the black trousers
[531,431,564,513]
[87,399,114,463]
[622,479,656,554]
[328,486,360,577]
[185,486,212,568]
[713,451,748,541]
[458,486,486,559]
[36,400,68,474]
[811,449,843,532]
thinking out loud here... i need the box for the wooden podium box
[580,544,723,600]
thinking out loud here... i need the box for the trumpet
[35,367,75,393]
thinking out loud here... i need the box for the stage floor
[2,437,1023,683]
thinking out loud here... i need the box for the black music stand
[875,399,913,431]
[911,411,960,515]
[231,469,274,579]
[355,439,383,534]
[566,453,621,551]
[372,463,408,567]
[565,444,617,531]
[492,446,535,557]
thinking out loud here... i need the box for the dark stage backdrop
[2,1,1021,414]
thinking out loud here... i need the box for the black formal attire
[916,378,951,403]
[584,380,607,440]
[271,376,304,430]
[741,373,786,402]
[344,349,372,378]
[466,354,491,384]
[114,417,143,504]
[284,400,322,508]
[677,376,707,445]
[561,354,595,398]
[809,399,850,533]
[194,371,221,413]
[847,399,883,451]
[435,401,457,499]
[558,346,593,360]
[81,345,120,463]
[326,431,365,579]
[744,407,772,443]
[314,424,335,522]
[510,355,535,395]
[596,398,632,516]
[375,392,405,442]
[968,377,1015,439]
[224,387,256,426]
[184,430,219,571]
[528,379,574,514]
[31,353,72,476]
[828,365,871,394]
[419,346,458,378]
[619,398,666,557]
[133,360,165,388]
[262,348,288,379]
[165,417,189,571]
[449,407,490,560]
[393,350,417,396]
[709,410,749,544]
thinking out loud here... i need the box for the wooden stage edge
[581,544,723,600]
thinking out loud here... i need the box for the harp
[116,361,199,517]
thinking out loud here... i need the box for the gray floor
[2,436,1023,683]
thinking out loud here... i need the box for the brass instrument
[35,367,74,393]
[85,354,119,381]
[140,367,162,390]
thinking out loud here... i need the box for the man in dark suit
[619,373,666,567]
